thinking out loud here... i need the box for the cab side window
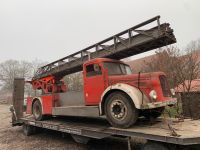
[86,64,102,77]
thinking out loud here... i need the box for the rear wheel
[32,100,44,121]
[104,92,138,128]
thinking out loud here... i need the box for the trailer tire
[143,142,170,150]
[104,91,138,128]
[71,134,91,144]
[23,124,35,136]
[32,100,44,121]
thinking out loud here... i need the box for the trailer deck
[20,116,200,146]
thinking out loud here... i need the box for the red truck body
[26,58,176,128]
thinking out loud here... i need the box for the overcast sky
[0,0,200,63]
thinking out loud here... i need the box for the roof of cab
[83,58,126,65]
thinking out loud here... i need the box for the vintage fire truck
[25,16,177,128]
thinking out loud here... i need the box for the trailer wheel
[32,100,44,121]
[23,124,35,136]
[105,91,138,128]
[143,142,170,150]
[71,134,90,144]
[143,107,165,119]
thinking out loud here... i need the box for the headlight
[149,90,157,100]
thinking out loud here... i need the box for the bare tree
[0,59,47,96]
[143,42,200,118]
[143,45,200,91]
[174,39,200,93]
[0,60,32,91]
[185,39,200,52]
[143,46,183,88]
[25,59,48,96]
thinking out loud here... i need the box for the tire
[143,142,170,150]
[71,135,91,144]
[23,124,35,136]
[143,107,165,119]
[104,91,138,128]
[32,100,44,121]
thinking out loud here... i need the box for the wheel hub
[33,104,40,118]
[111,100,127,120]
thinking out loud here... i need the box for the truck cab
[84,58,175,106]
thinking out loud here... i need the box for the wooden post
[11,78,25,125]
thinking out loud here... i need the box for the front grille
[159,75,171,97]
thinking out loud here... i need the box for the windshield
[103,62,132,75]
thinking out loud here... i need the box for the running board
[52,106,100,117]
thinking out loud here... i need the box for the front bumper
[141,98,177,109]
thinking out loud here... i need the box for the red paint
[83,58,172,105]
[107,72,171,102]
[26,94,58,115]
[26,97,32,114]
[31,76,67,94]
[83,62,105,105]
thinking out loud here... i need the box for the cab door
[84,63,105,105]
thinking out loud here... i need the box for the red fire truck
[26,16,177,128]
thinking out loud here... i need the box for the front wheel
[104,92,138,128]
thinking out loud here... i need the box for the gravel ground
[0,104,144,150]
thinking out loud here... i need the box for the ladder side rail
[34,23,175,80]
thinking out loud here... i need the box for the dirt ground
[0,104,144,150]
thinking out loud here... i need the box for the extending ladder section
[33,16,176,80]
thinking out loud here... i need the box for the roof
[176,79,200,92]
[84,58,126,65]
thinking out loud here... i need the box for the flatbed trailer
[11,79,200,150]
[12,114,200,150]
[20,116,200,145]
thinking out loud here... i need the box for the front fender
[99,83,149,115]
